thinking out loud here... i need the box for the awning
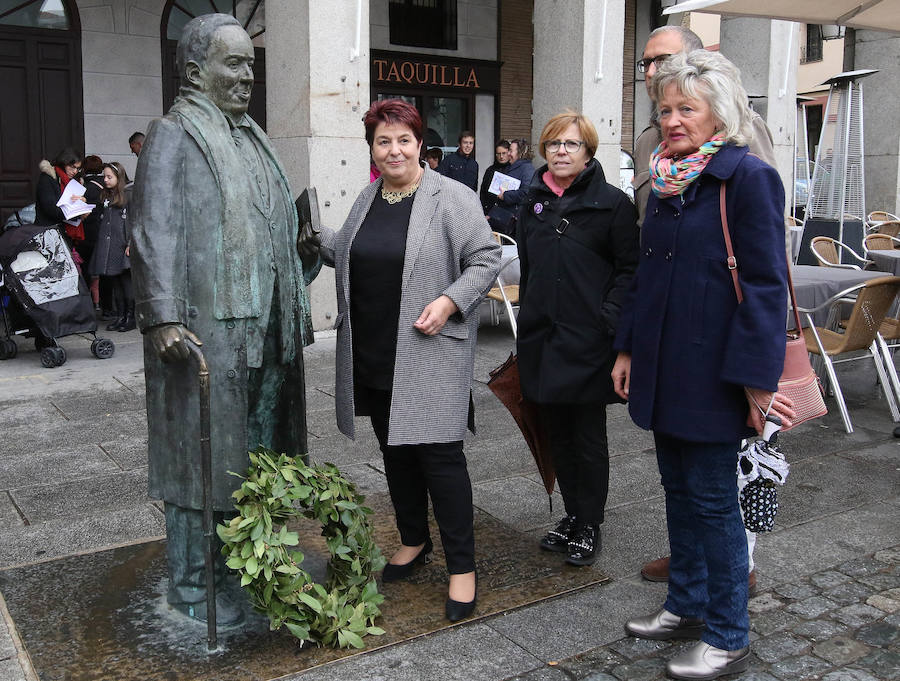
[663,0,900,33]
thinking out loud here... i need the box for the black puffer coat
[516,158,640,404]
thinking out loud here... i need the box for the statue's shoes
[171,591,245,628]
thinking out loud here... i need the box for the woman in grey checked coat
[319,99,501,622]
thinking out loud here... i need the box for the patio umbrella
[663,0,900,33]
[487,354,555,496]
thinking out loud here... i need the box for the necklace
[381,173,421,204]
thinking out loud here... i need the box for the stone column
[719,17,799,206]
[266,0,371,330]
[853,30,900,215]
[532,0,626,179]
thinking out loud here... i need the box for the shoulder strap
[720,182,742,303]
[720,181,804,332]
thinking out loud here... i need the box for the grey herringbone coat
[320,165,501,446]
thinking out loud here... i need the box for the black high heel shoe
[445,577,477,622]
[382,538,433,583]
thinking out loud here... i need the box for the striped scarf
[650,134,725,198]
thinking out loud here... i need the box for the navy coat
[614,144,787,442]
[438,149,478,191]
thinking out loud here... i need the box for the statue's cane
[187,341,217,651]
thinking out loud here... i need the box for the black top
[350,190,415,390]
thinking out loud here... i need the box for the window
[389,0,457,50]
[802,24,824,63]
[165,0,265,44]
[0,0,71,29]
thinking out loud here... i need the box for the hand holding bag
[719,183,827,430]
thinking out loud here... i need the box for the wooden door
[0,28,83,224]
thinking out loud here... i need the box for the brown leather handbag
[719,183,827,430]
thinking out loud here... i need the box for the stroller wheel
[0,339,16,360]
[40,347,58,367]
[91,338,115,360]
[53,346,67,366]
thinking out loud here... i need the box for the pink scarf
[649,133,725,198]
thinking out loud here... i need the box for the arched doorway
[0,0,82,223]
[160,0,267,129]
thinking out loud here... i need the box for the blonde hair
[651,50,753,147]
[538,110,600,158]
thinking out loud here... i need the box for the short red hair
[363,99,423,147]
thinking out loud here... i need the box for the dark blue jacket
[438,149,478,191]
[614,144,787,442]
[499,158,537,208]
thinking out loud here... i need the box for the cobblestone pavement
[1,324,898,681]
[507,547,900,681]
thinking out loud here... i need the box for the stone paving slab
[283,622,542,681]
[0,444,118,491]
[9,469,150,524]
[0,496,22,530]
[0,505,165,568]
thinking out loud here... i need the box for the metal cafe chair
[487,231,520,338]
[863,233,900,256]
[810,236,872,270]
[797,276,900,433]
[874,220,900,239]
[867,211,900,231]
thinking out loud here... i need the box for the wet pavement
[0,318,898,680]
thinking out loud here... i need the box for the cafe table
[867,249,900,276]
[790,264,887,328]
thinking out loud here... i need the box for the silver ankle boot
[666,641,750,680]
[624,608,704,640]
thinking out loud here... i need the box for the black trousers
[540,401,609,524]
[361,385,476,574]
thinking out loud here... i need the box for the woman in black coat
[516,111,640,566]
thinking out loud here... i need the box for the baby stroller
[0,224,114,367]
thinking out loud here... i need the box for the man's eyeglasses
[636,54,672,73]
[544,139,585,154]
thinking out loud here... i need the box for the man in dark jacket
[438,131,478,191]
[479,139,510,214]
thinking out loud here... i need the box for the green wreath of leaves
[216,447,387,648]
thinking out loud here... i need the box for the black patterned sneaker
[566,522,600,566]
[540,515,577,553]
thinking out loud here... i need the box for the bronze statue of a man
[131,13,319,626]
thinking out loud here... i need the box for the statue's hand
[147,323,202,363]
[296,218,321,260]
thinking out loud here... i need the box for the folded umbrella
[487,353,555,496]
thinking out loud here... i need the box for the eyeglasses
[636,54,672,73]
[544,139,585,154]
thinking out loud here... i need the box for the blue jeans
[654,432,750,650]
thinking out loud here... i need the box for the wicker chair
[798,276,900,432]
[875,220,900,239]
[486,231,520,338]
[867,211,900,229]
[863,233,900,255]
[785,215,803,228]
[810,236,872,270]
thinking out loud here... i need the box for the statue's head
[176,13,254,122]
